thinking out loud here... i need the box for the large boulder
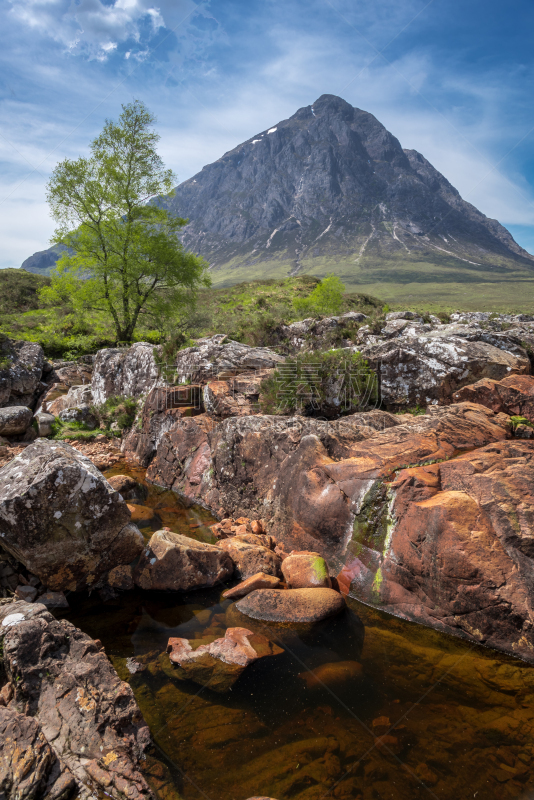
[281,551,332,589]
[0,439,144,591]
[0,601,152,799]
[235,588,346,623]
[361,334,529,410]
[338,439,534,661]
[47,383,93,416]
[134,530,234,591]
[91,342,162,405]
[166,627,283,692]
[0,405,33,435]
[173,335,285,383]
[0,338,45,408]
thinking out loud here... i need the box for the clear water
[62,461,534,800]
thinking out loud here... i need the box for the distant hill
[20,94,534,307]
[21,245,67,276]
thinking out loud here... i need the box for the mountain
[159,94,533,298]
[20,95,534,306]
[21,245,67,276]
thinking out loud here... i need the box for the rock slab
[236,588,346,623]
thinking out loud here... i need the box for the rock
[385,311,422,322]
[235,588,346,623]
[0,439,144,591]
[122,385,203,467]
[222,572,281,599]
[107,564,134,591]
[166,627,283,692]
[453,374,534,420]
[14,584,37,602]
[33,410,55,437]
[144,414,213,497]
[92,342,162,405]
[38,591,69,608]
[203,369,273,418]
[298,660,364,689]
[0,601,152,798]
[361,334,529,409]
[343,439,534,661]
[0,339,44,408]
[0,706,77,799]
[218,536,282,579]
[58,403,99,429]
[281,551,332,589]
[0,405,33,435]
[47,383,93,416]
[172,335,284,384]
[134,530,234,591]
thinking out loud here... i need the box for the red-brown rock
[218,536,282,579]
[281,551,332,589]
[134,530,234,591]
[453,374,534,420]
[222,572,281,599]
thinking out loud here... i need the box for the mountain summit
[159,94,533,289]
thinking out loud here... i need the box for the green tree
[293,274,345,316]
[43,100,210,344]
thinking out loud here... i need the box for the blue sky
[1,0,534,268]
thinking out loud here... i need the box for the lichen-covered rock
[144,414,213,497]
[281,551,332,589]
[236,588,346,623]
[58,404,98,430]
[34,410,55,437]
[0,706,77,799]
[0,439,144,591]
[339,439,534,661]
[173,335,284,383]
[134,530,234,591]
[92,342,162,405]
[0,339,44,408]
[281,312,368,351]
[0,405,33,435]
[166,627,283,692]
[361,334,529,410]
[0,601,152,799]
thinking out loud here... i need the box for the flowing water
[62,461,534,800]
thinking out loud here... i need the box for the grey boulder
[0,405,33,435]
[0,439,144,591]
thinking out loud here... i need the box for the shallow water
[63,461,534,800]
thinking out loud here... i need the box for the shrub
[260,350,378,418]
[91,396,139,432]
[293,275,345,316]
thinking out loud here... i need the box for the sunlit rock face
[0,439,144,591]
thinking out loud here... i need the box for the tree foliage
[292,274,345,316]
[43,100,210,343]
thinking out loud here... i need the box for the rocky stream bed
[4,311,534,798]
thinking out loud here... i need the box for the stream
[60,461,534,800]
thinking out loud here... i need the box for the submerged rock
[281,551,332,589]
[236,588,346,623]
[166,626,283,692]
[134,530,234,591]
[0,439,144,591]
[0,601,152,799]
[298,660,364,689]
[222,572,281,599]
